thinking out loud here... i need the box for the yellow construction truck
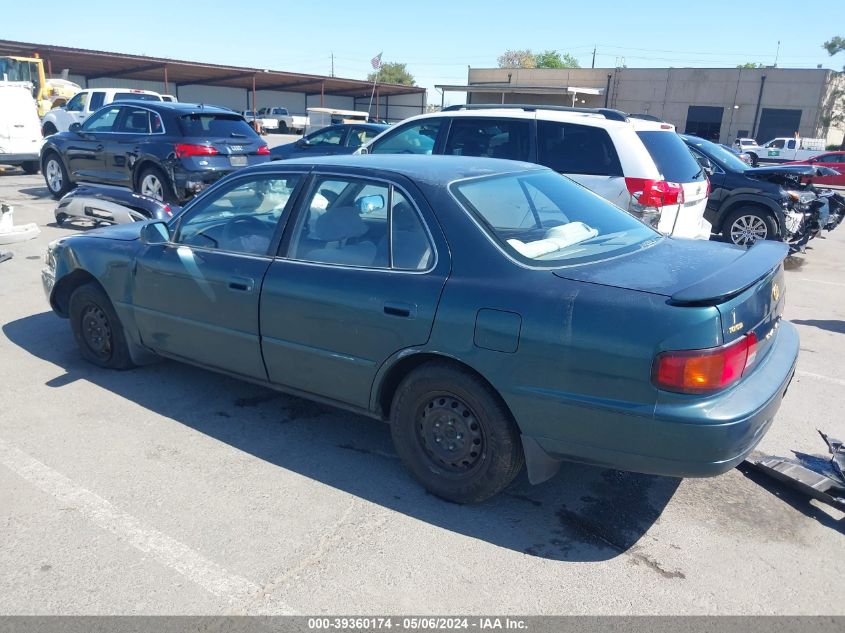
[0,55,80,117]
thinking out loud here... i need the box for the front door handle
[228,276,255,292]
[384,301,416,318]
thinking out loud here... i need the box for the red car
[785,152,845,187]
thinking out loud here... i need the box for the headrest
[313,206,368,242]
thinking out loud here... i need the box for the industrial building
[438,66,845,146]
[0,39,426,122]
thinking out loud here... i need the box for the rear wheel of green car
[69,282,135,370]
[390,362,524,504]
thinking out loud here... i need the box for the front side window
[82,106,121,132]
[285,177,433,270]
[769,139,785,149]
[451,170,656,266]
[347,127,380,148]
[538,121,623,176]
[370,119,443,155]
[445,118,531,161]
[308,128,343,146]
[89,92,105,110]
[176,176,301,255]
[66,92,87,112]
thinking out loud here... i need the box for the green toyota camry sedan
[42,155,799,503]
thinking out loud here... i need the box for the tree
[823,36,845,63]
[736,62,765,69]
[822,36,845,149]
[497,49,536,69]
[368,62,415,86]
[535,50,581,69]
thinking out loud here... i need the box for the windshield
[687,136,749,172]
[450,170,658,266]
[637,131,706,182]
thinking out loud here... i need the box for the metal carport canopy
[0,39,425,99]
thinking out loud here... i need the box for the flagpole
[367,52,382,118]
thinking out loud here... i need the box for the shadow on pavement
[792,319,845,335]
[18,186,52,198]
[4,311,682,564]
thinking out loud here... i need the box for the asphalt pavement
[0,161,843,615]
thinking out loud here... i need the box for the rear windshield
[450,170,657,266]
[637,131,706,182]
[113,93,161,102]
[178,114,257,139]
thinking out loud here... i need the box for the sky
[3,0,842,105]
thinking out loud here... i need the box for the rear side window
[370,119,443,155]
[113,92,161,102]
[178,114,257,139]
[537,121,623,177]
[445,118,531,161]
[636,131,706,182]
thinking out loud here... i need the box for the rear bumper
[172,156,270,197]
[524,320,799,479]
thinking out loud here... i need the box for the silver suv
[359,105,711,239]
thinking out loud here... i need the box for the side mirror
[140,220,170,245]
[358,194,385,214]
[296,138,308,147]
[69,122,83,134]
[357,146,369,155]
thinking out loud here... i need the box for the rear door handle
[384,301,416,318]
[228,276,255,292]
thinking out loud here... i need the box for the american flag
[371,52,383,70]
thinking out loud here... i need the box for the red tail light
[175,143,218,158]
[625,178,685,207]
[257,145,270,155]
[653,333,758,394]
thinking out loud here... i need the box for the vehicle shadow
[792,319,845,335]
[3,311,682,563]
[18,186,52,198]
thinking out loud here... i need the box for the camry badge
[772,282,781,303]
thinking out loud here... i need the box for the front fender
[717,194,786,234]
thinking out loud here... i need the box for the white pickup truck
[257,107,308,134]
[738,136,827,165]
[41,88,163,136]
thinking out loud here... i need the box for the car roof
[114,100,237,116]
[245,154,546,184]
[385,106,673,132]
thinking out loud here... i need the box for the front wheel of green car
[68,282,135,370]
[390,362,524,504]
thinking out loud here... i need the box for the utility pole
[331,53,335,77]
[591,46,596,69]
[774,40,780,67]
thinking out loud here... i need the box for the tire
[55,212,68,226]
[136,165,176,203]
[42,122,58,137]
[748,153,759,167]
[21,160,39,175]
[42,152,73,199]
[68,282,135,370]
[390,362,524,504]
[278,121,288,134]
[720,206,779,247]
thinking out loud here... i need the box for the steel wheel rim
[730,214,767,246]
[416,395,485,474]
[141,174,164,201]
[46,159,62,191]
[81,304,113,360]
